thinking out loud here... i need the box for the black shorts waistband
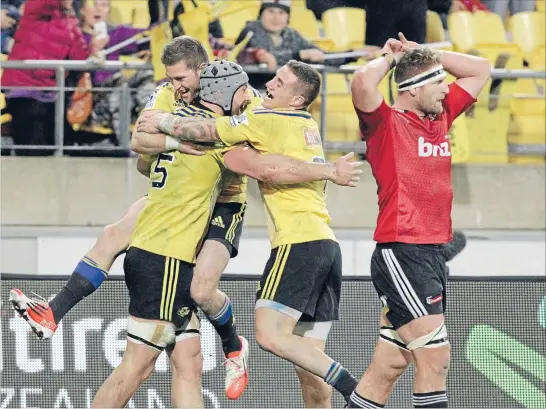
[375,242,444,253]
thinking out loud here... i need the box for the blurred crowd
[0,0,538,156]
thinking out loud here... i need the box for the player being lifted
[10,36,360,402]
[348,34,490,408]
[93,58,363,408]
[137,60,361,406]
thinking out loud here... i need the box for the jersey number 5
[152,153,174,189]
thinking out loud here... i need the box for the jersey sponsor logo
[211,216,225,228]
[418,136,451,157]
[177,307,190,318]
[426,294,443,304]
[304,128,322,146]
[229,113,249,127]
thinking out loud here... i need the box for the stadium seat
[510,12,545,61]
[426,10,446,43]
[218,1,261,45]
[464,67,517,163]
[508,72,546,164]
[132,3,150,29]
[529,45,546,69]
[448,11,521,62]
[291,0,307,9]
[322,8,366,51]
[289,7,336,51]
[150,22,173,82]
[110,1,136,25]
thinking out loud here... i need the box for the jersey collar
[259,106,312,119]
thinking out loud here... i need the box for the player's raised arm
[223,146,363,187]
[436,50,491,98]
[351,38,404,113]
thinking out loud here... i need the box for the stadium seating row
[1,2,544,163]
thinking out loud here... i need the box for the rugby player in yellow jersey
[10,37,358,405]
[137,60,362,406]
[90,57,363,408]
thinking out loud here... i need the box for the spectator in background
[481,0,535,16]
[76,0,155,140]
[170,0,224,39]
[2,0,102,156]
[235,0,350,71]
[427,0,483,29]
[365,0,427,46]
[1,0,24,54]
[458,0,489,11]
[148,0,169,25]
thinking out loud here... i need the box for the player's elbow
[351,70,376,98]
[478,58,493,80]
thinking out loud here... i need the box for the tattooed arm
[159,114,221,143]
[136,112,222,144]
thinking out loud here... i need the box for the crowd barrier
[1,60,545,156]
[1,274,545,408]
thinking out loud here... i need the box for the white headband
[397,65,447,92]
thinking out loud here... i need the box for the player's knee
[255,325,278,354]
[96,224,128,254]
[120,355,156,383]
[171,349,203,382]
[414,344,451,378]
[369,353,411,383]
[189,278,215,307]
[255,331,274,353]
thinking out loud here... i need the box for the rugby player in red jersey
[348,33,491,408]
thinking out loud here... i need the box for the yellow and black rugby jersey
[131,104,246,263]
[215,99,336,248]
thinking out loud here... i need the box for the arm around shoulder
[223,146,363,186]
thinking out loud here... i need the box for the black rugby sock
[206,296,242,355]
[324,361,358,402]
[349,391,385,408]
[413,391,448,408]
[49,257,107,323]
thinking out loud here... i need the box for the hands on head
[381,32,422,63]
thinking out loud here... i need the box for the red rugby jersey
[355,83,476,244]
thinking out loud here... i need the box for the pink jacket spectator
[460,0,488,11]
[3,0,91,89]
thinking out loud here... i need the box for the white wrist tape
[165,136,179,151]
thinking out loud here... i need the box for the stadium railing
[0,60,545,157]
